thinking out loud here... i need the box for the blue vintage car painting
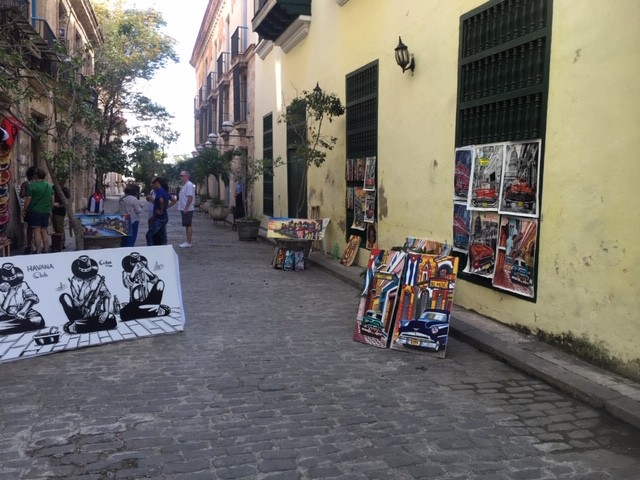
[396,309,449,351]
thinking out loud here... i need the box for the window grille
[455,0,552,300]
[262,113,274,216]
[345,60,378,244]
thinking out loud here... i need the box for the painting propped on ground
[76,213,130,237]
[267,217,329,240]
[353,249,406,348]
[389,254,459,358]
[0,245,184,363]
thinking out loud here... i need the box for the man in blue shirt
[146,177,171,246]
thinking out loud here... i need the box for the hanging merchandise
[492,216,537,298]
[499,140,541,218]
[468,143,505,211]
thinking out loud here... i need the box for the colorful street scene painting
[499,140,541,217]
[464,211,500,278]
[76,213,130,237]
[403,237,451,256]
[453,202,471,253]
[390,253,459,358]
[454,147,473,201]
[469,143,505,210]
[266,217,329,240]
[353,249,407,349]
[492,216,538,298]
[0,245,185,363]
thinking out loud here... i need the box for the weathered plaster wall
[253,0,640,363]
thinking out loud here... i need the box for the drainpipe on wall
[31,0,37,28]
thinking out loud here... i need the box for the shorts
[181,210,194,227]
[27,212,50,228]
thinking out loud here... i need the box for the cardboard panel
[0,246,184,363]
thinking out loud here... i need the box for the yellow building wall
[253,0,640,364]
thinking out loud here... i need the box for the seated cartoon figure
[119,252,170,321]
[59,255,117,334]
[0,263,45,335]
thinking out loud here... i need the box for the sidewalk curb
[305,250,640,431]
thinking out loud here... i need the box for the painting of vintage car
[510,258,533,285]
[504,180,536,210]
[472,183,499,207]
[396,310,450,351]
[470,243,495,272]
[360,310,384,337]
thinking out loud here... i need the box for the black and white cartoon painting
[0,246,185,364]
[60,255,117,334]
[120,252,171,321]
[0,263,45,335]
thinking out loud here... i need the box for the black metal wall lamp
[394,36,415,75]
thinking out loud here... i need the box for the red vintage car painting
[504,180,536,210]
[472,184,499,207]
[470,243,495,271]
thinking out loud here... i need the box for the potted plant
[193,146,233,221]
[232,84,344,242]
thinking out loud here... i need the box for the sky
[124,0,210,160]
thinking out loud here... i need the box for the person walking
[178,171,195,248]
[22,167,53,254]
[19,166,37,254]
[52,181,70,250]
[119,185,142,247]
[145,177,170,246]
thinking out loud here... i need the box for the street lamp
[208,132,218,144]
[221,120,234,135]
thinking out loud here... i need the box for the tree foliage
[0,11,103,248]
[91,0,179,190]
[276,84,345,216]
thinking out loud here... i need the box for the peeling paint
[378,182,388,219]
[338,219,346,233]
[573,48,582,63]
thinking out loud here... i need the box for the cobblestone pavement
[1,204,639,479]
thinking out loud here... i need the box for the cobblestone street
[1,205,639,479]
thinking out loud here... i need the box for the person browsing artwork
[19,166,38,254]
[145,177,171,246]
[119,185,142,247]
[178,171,195,248]
[22,167,53,254]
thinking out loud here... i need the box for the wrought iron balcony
[33,18,56,50]
[0,0,29,20]
[206,72,216,94]
[216,52,231,79]
[252,0,311,42]
[231,26,249,61]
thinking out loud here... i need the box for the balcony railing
[0,0,29,19]
[32,18,56,49]
[206,72,216,94]
[231,26,249,61]
[216,52,231,79]
[252,0,311,41]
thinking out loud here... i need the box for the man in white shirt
[178,171,195,247]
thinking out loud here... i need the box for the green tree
[128,136,164,192]
[0,10,102,249]
[91,1,179,191]
[277,84,344,217]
